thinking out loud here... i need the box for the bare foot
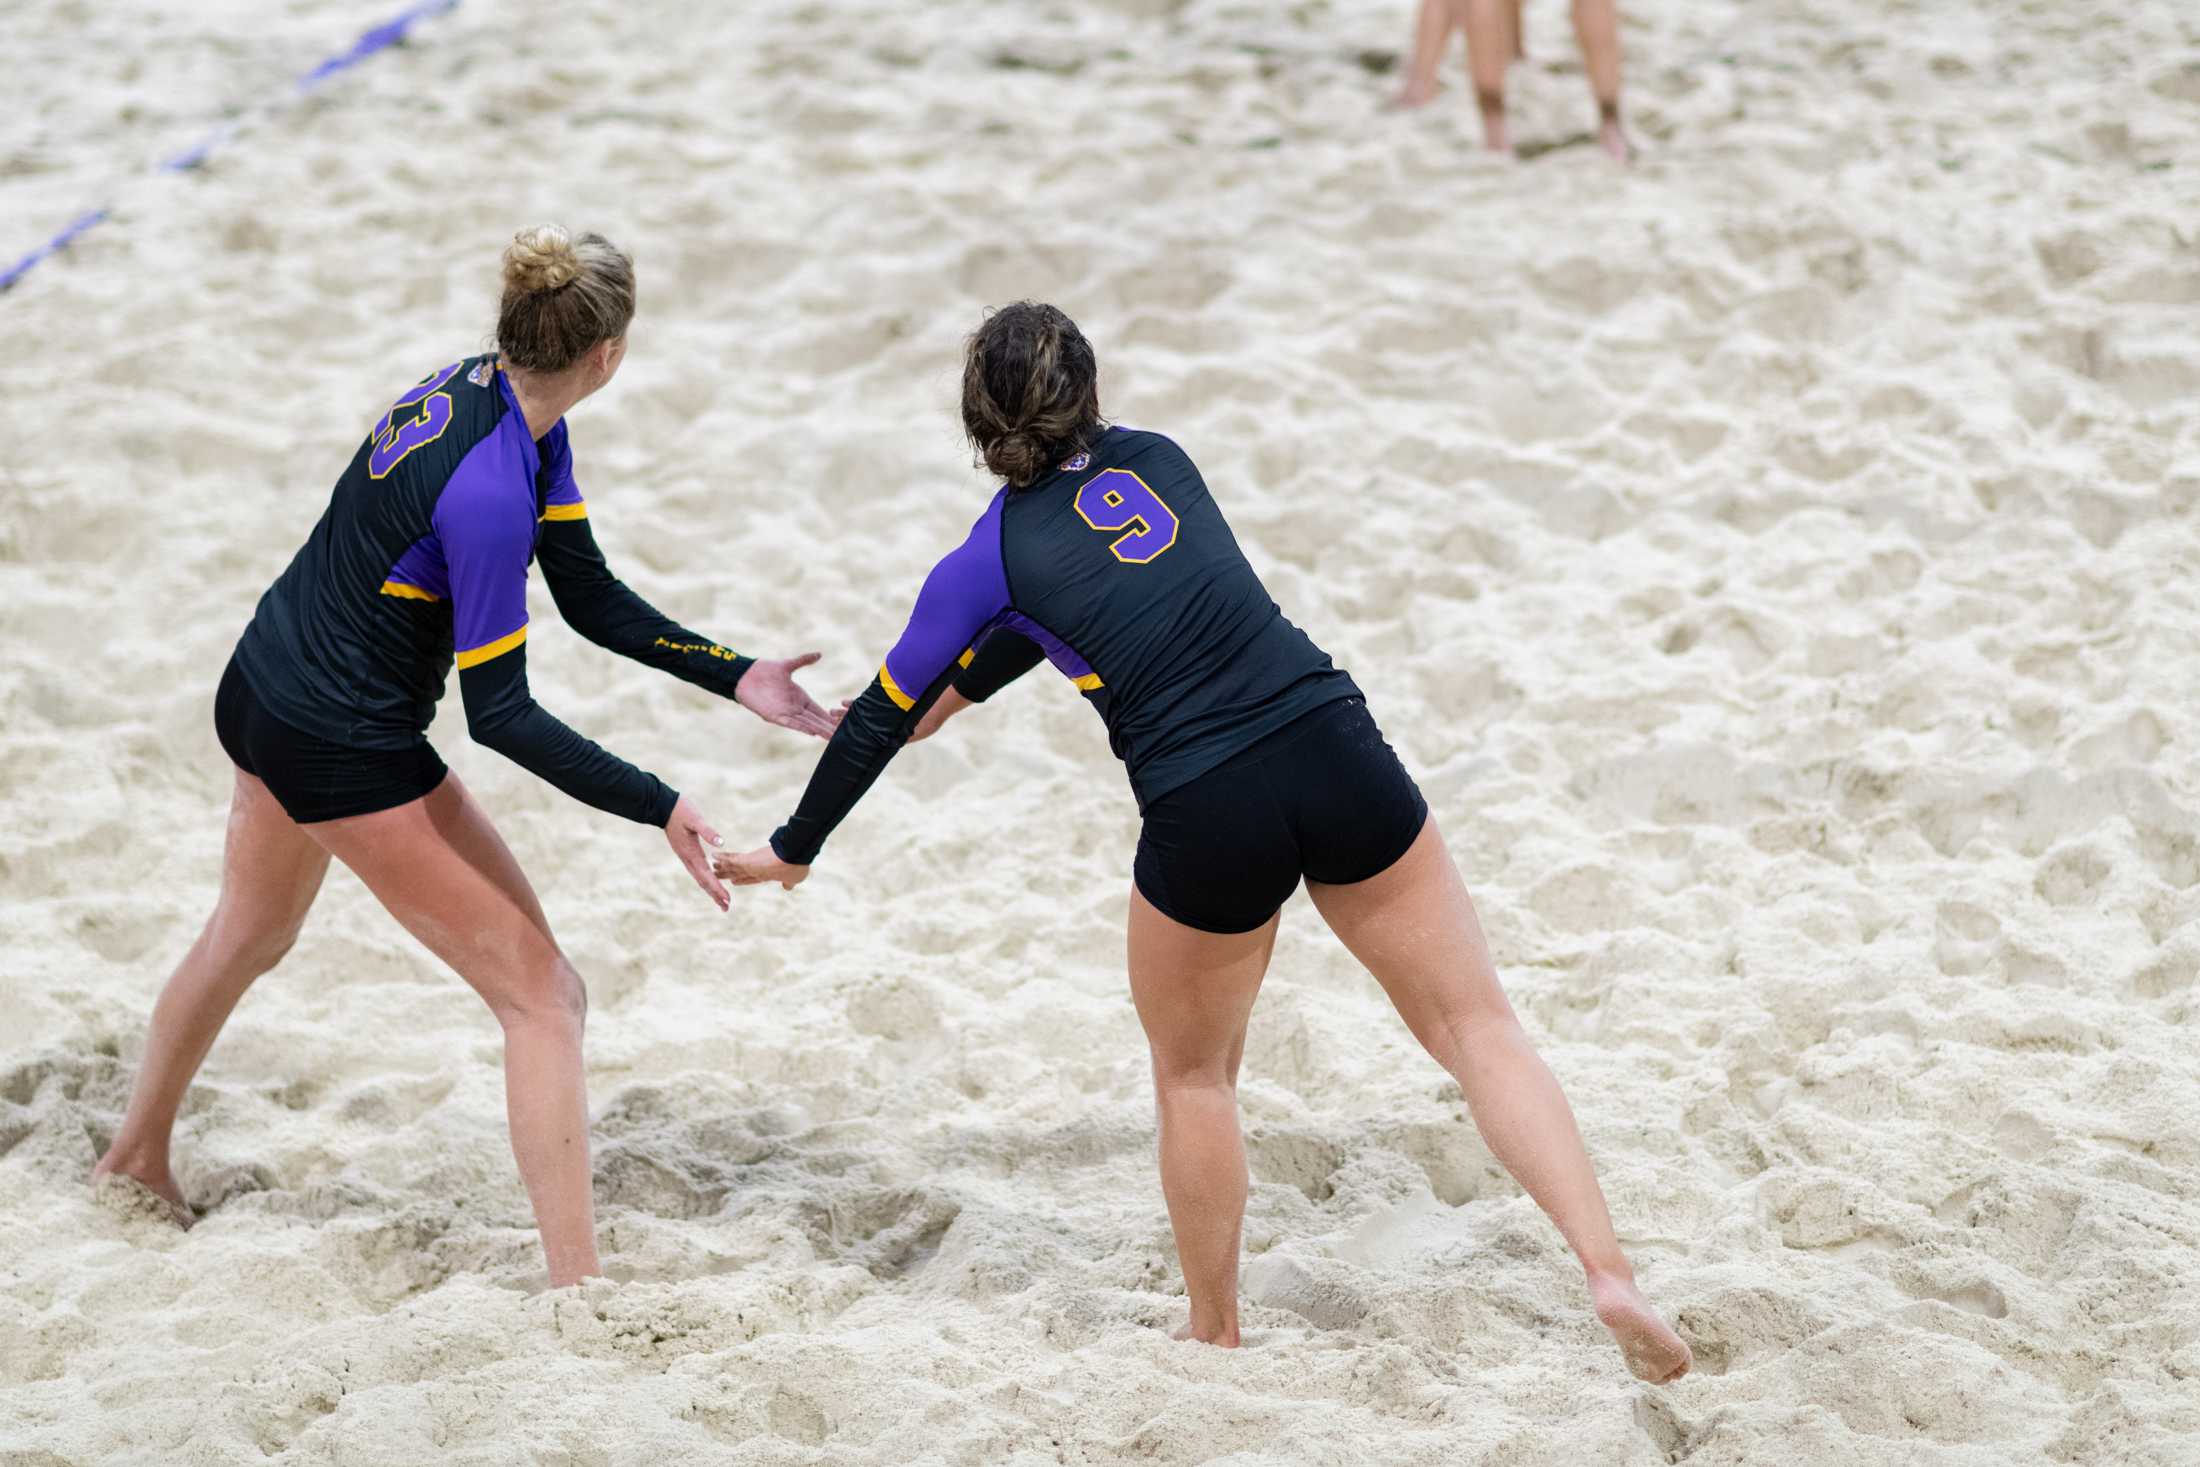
[91,1154,194,1229]
[1171,1319,1241,1347]
[1476,95,1513,155]
[1589,1271,1690,1383]
[1387,82,1441,111]
[1598,118,1631,165]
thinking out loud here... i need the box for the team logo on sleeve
[1061,451,1091,471]
[467,359,496,387]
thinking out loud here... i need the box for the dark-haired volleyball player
[715,302,1690,1380]
[92,227,835,1287]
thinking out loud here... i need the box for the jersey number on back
[1074,470,1179,565]
[368,362,463,480]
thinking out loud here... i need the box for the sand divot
[90,1173,194,1232]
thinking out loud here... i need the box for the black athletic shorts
[214,656,446,824]
[1133,696,1428,934]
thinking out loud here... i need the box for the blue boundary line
[1,0,459,294]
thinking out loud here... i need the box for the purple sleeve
[876,491,1013,710]
[434,437,536,668]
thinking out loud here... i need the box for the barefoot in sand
[1477,92,1515,155]
[1171,1319,1241,1348]
[1597,105,1631,164]
[91,1151,194,1229]
[1388,79,1443,110]
[1589,1270,1691,1383]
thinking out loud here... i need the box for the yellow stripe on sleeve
[455,625,528,670]
[379,580,442,602]
[878,662,916,711]
[957,647,976,669]
[1071,672,1104,691]
[540,501,588,522]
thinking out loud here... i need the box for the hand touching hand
[736,652,841,738]
[665,795,729,911]
[711,843,810,891]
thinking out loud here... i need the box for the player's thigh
[1306,817,1516,1053]
[209,769,332,958]
[304,773,571,1016]
[1127,888,1279,1086]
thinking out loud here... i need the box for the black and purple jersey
[232,354,753,825]
[770,426,1359,863]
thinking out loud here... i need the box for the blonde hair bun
[495,227,636,373]
[503,226,581,294]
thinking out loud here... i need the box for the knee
[1434,1008,1522,1066]
[491,954,587,1033]
[252,929,301,976]
[220,919,303,980]
[1150,1050,1234,1096]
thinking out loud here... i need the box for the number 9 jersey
[770,426,1361,864]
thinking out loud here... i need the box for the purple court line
[1,0,460,294]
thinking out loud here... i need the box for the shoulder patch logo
[1061,451,1091,472]
[467,359,496,388]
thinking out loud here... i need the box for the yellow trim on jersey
[541,501,588,522]
[957,646,976,669]
[456,625,528,670]
[379,580,442,603]
[1071,672,1104,691]
[879,662,916,711]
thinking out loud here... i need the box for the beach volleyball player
[714,303,1691,1381]
[91,228,835,1286]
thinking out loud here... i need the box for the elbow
[544,596,605,647]
[465,705,526,753]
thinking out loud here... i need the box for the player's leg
[1127,890,1281,1347]
[94,768,332,1221]
[1572,0,1629,161]
[305,773,600,1286]
[1462,0,1517,151]
[1392,0,1461,109]
[1306,819,1689,1381]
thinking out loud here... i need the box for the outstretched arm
[716,494,1013,884]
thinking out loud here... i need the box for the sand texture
[4,0,2199,1462]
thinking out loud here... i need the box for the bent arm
[535,513,754,699]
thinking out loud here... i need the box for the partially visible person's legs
[1392,0,1461,109]
[1306,820,1690,1382]
[1572,0,1630,161]
[307,774,602,1287]
[1126,890,1282,1347]
[94,769,332,1221]
[1462,0,1520,151]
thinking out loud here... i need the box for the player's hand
[665,795,729,911]
[906,687,972,744]
[712,843,810,891]
[736,652,841,738]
